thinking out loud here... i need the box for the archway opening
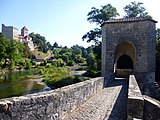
[117,54,133,69]
[115,41,136,77]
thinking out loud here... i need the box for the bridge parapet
[143,95,160,120]
[128,75,160,120]
[128,75,144,120]
[0,77,105,120]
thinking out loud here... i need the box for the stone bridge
[0,17,160,120]
[0,74,160,120]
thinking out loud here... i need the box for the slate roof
[101,17,157,26]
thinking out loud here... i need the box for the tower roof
[22,26,28,31]
[101,17,157,27]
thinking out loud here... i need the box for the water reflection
[0,70,51,99]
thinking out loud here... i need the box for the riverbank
[0,70,48,99]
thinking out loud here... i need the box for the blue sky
[1,0,160,48]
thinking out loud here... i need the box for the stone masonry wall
[101,19,156,83]
[128,75,160,120]
[0,77,104,120]
[128,75,144,120]
[143,95,160,120]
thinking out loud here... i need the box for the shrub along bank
[39,65,87,88]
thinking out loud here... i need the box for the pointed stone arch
[117,54,133,69]
[115,41,136,70]
[114,41,136,76]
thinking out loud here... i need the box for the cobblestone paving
[64,79,128,120]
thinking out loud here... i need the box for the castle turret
[21,26,28,36]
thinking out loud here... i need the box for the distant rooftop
[22,26,28,31]
[2,24,18,30]
[101,17,157,26]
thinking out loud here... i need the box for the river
[0,70,51,99]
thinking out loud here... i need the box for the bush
[45,76,76,88]
[9,61,15,70]
[32,61,37,66]
[51,61,57,66]
[51,58,65,67]
[25,60,32,70]
[39,60,48,66]
[57,58,65,67]
[19,60,26,66]
[84,69,101,78]
[41,66,71,86]
[66,60,75,66]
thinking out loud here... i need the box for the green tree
[71,45,82,55]
[46,42,52,50]
[0,33,26,68]
[82,4,119,43]
[29,33,52,53]
[86,53,97,70]
[82,28,102,44]
[59,46,71,54]
[7,40,25,64]
[87,4,119,25]
[61,54,69,62]
[56,58,65,67]
[52,42,59,49]
[25,60,32,70]
[123,1,151,18]
[53,48,60,58]
[93,43,101,71]
[0,33,9,65]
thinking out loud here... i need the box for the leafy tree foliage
[83,2,152,44]
[29,33,52,53]
[46,42,52,50]
[0,33,27,69]
[123,1,151,18]
[87,4,119,25]
[52,42,59,49]
[52,45,89,66]
[0,33,9,62]
[71,45,82,55]
[86,53,96,70]
[93,43,101,71]
[82,4,119,44]
[82,28,102,44]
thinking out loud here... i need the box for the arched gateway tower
[101,17,157,83]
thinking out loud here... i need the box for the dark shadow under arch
[117,54,133,69]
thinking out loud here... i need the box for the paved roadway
[64,78,128,120]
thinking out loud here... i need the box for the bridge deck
[64,78,128,120]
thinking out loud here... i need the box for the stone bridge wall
[0,77,107,120]
[143,95,160,120]
[128,75,160,120]
[128,75,144,120]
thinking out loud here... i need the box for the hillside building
[1,24,34,51]
[21,26,28,36]
[2,24,19,40]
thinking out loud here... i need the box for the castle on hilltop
[2,24,34,51]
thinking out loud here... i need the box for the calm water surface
[0,70,51,99]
